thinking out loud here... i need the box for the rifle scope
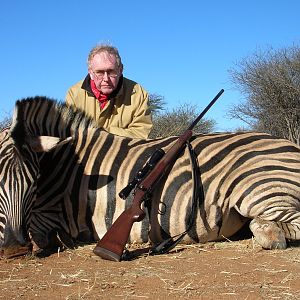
[119,148,165,199]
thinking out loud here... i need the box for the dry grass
[0,240,300,299]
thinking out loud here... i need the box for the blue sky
[1,1,299,131]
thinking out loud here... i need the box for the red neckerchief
[90,79,109,109]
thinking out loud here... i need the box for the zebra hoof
[249,218,287,250]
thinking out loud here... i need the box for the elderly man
[66,44,152,139]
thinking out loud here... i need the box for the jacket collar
[81,74,124,99]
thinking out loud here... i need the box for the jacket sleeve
[108,92,153,139]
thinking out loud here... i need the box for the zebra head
[0,104,72,258]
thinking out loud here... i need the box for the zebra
[0,96,300,258]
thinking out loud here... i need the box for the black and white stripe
[0,96,299,256]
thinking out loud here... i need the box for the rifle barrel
[188,89,224,131]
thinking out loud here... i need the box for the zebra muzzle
[0,244,32,259]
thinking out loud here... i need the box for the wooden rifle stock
[93,89,224,261]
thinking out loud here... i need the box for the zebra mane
[10,96,98,143]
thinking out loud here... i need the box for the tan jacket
[65,76,152,139]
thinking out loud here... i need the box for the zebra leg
[249,217,287,249]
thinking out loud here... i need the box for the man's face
[89,52,122,95]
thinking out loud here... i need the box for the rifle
[93,89,224,261]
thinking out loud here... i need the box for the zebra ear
[28,136,73,153]
[0,128,9,142]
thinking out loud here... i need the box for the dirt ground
[0,238,299,300]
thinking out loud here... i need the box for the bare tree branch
[229,45,300,144]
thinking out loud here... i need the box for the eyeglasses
[92,69,119,80]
